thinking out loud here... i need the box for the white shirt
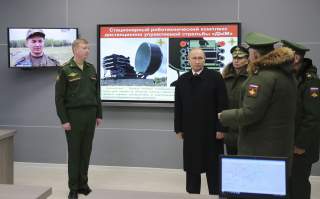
[192,69,203,76]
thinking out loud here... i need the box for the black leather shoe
[68,191,78,199]
[78,187,92,195]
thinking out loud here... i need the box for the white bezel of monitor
[219,155,288,199]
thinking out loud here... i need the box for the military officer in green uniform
[222,45,249,155]
[283,40,320,199]
[55,38,102,199]
[14,29,60,67]
[218,32,297,176]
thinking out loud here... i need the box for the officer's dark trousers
[66,106,97,191]
[226,144,237,155]
[186,172,214,195]
[225,134,238,155]
[186,165,219,195]
[291,154,312,199]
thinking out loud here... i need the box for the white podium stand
[0,129,15,184]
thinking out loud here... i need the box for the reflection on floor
[14,162,320,199]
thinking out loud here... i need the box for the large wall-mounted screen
[98,23,240,103]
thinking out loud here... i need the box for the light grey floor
[14,162,320,199]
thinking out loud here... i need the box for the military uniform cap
[281,40,309,54]
[230,45,249,58]
[26,29,45,40]
[245,32,280,48]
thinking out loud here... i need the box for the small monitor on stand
[219,155,288,199]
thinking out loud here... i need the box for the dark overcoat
[221,47,297,171]
[295,59,320,163]
[222,63,248,151]
[174,68,228,173]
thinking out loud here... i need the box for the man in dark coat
[283,40,320,199]
[222,46,249,155]
[174,48,228,195]
[219,32,297,174]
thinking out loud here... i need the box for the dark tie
[192,73,200,81]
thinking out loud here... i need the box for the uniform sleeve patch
[310,87,319,98]
[247,84,260,97]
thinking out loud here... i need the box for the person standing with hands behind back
[174,48,228,195]
[55,38,102,199]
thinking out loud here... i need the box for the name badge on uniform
[248,84,259,97]
[310,87,319,98]
[68,72,78,77]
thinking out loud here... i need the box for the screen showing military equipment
[98,23,240,103]
[8,28,78,68]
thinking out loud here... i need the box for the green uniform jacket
[55,58,102,124]
[295,58,320,163]
[220,47,297,162]
[222,63,248,149]
[15,53,60,67]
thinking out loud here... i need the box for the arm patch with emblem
[247,84,260,97]
[310,87,319,98]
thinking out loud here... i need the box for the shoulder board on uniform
[85,62,94,67]
[306,72,317,80]
[47,56,60,64]
[253,67,260,75]
[62,60,71,67]
[15,56,26,63]
[14,56,27,65]
[15,56,33,67]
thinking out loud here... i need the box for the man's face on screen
[26,36,45,57]
[188,48,205,72]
